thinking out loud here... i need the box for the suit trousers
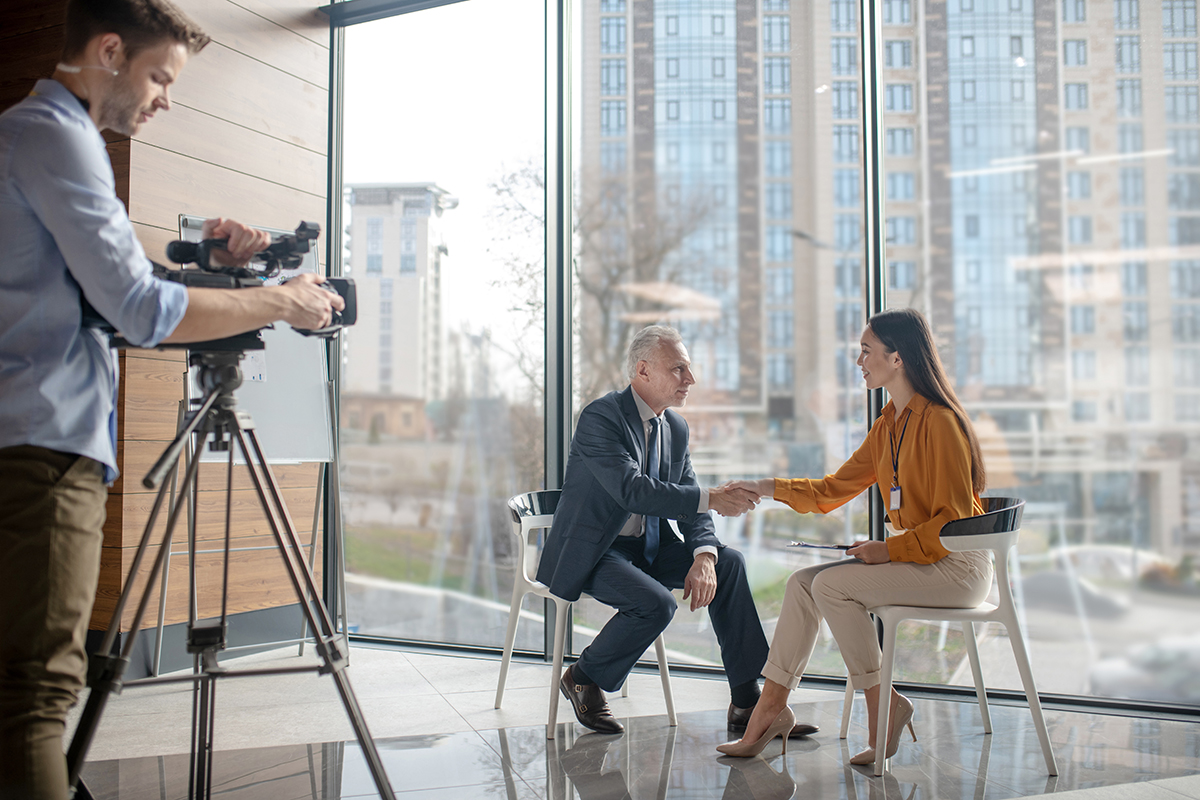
[575,533,769,694]
[0,446,108,800]
[761,550,993,692]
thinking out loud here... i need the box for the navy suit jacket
[535,386,722,602]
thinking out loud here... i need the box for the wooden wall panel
[184,3,329,89]
[0,26,64,114]
[235,0,331,47]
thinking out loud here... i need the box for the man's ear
[96,33,125,70]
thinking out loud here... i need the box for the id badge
[889,485,902,512]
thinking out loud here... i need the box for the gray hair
[626,325,683,379]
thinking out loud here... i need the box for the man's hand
[709,486,759,517]
[201,217,271,267]
[724,478,774,499]
[847,540,890,564]
[682,552,717,611]
[276,273,345,330]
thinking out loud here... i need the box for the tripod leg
[228,422,396,799]
[189,672,217,800]
[67,411,216,790]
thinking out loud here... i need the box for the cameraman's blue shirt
[0,80,189,482]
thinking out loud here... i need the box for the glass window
[1171,173,1200,209]
[961,36,975,57]
[766,227,794,262]
[831,0,856,31]
[832,82,858,118]
[835,169,861,206]
[883,0,912,24]
[1063,0,1087,21]
[1115,0,1141,29]
[1167,86,1200,122]
[600,17,626,54]
[1165,42,1199,80]
[765,141,792,177]
[601,100,627,134]
[1011,35,1024,57]
[887,127,915,155]
[1072,305,1096,334]
[1066,125,1090,152]
[766,183,793,218]
[765,99,792,133]
[601,141,627,173]
[887,215,917,244]
[600,59,626,95]
[767,267,794,303]
[765,57,792,93]
[887,83,914,111]
[1163,0,1197,36]
[834,125,860,162]
[885,40,913,68]
[1121,167,1146,205]
[1065,82,1089,109]
[1116,36,1140,71]
[1120,122,1145,153]
[832,38,857,75]
[1125,261,1149,295]
[1169,129,1200,165]
[763,16,790,52]
[961,80,976,102]
[1065,39,1088,66]
[887,172,915,200]
[889,260,916,289]
[1068,171,1092,199]
[1118,79,1143,116]
[1073,349,1097,380]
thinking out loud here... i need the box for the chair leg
[654,634,677,727]
[962,620,992,734]
[840,680,855,739]
[621,680,628,698]
[874,620,899,777]
[1004,620,1059,776]
[494,585,528,709]
[548,599,570,740]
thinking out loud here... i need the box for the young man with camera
[0,2,343,797]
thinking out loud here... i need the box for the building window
[1127,345,1151,384]
[665,14,678,34]
[1073,400,1098,422]
[1177,349,1200,386]
[961,80,976,102]
[1173,217,1200,245]
[1126,392,1151,421]
[1126,301,1150,340]
[768,354,794,389]
[887,127,914,155]
[600,0,625,10]
[1176,394,1200,420]
[832,82,858,118]
[764,16,791,51]
[1176,305,1200,343]
[831,0,856,31]
[887,216,917,244]
[600,100,626,134]
[836,302,864,339]
[966,259,982,282]
[961,36,975,57]
[887,172,915,200]
[766,184,793,218]
[400,254,416,273]
[366,216,383,275]
[1165,43,1199,80]
[1061,39,1086,67]
[711,57,726,79]
[1066,126,1090,153]
[887,83,914,111]
[765,99,792,133]
[1125,261,1149,295]
[713,141,727,164]
[1167,86,1200,122]
[889,260,916,289]
[1171,173,1200,209]
[765,57,792,93]
[1119,123,1144,154]
[835,169,860,206]
[1170,129,1200,165]
[666,100,679,120]
[1068,171,1092,199]
[1117,79,1143,116]
[1012,80,1025,101]
[836,258,862,295]
[965,215,980,237]
[601,141,627,173]
[1065,83,1089,109]
[1068,215,1093,244]
[600,17,626,53]
[766,226,794,261]
[766,141,791,176]
[1063,0,1086,21]
[1163,0,1197,37]
[1114,36,1140,72]
[665,57,679,78]
[1010,35,1024,56]
[832,38,857,75]
[963,124,978,146]
[712,14,725,34]
[1072,350,1097,380]
[834,125,860,161]
[883,0,912,24]
[1121,167,1146,206]
[600,59,626,95]
[885,40,912,67]
[836,214,861,250]
[768,310,794,348]
[712,99,726,120]
[1071,305,1096,334]
[767,267,794,303]
[1114,0,1140,29]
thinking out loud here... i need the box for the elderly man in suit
[536,325,820,738]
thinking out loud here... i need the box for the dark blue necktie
[644,417,661,564]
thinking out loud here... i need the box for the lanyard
[889,407,913,488]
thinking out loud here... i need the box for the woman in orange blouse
[716,308,993,763]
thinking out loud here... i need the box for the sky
[342,0,547,395]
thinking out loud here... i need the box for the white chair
[494,490,678,739]
[839,497,1058,776]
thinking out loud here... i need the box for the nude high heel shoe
[716,705,796,758]
[849,694,916,766]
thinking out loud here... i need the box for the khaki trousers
[0,446,107,800]
[761,550,994,692]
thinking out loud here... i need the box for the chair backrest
[939,497,1025,613]
[507,491,562,582]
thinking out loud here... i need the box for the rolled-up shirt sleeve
[10,114,187,347]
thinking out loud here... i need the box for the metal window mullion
[544,0,574,662]
[859,0,887,543]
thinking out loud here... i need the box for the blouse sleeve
[773,422,880,514]
[885,408,979,564]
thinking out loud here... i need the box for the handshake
[709,478,775,518]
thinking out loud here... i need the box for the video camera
[87,222,356,350]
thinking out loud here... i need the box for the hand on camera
[708,485,760,517]
[278,273,345,330]
[201,217,271,267]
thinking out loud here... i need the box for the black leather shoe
[561,668,624,735]
[728,703,819,739]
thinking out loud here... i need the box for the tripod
[66,349,396,800]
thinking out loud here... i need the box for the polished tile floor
[68,645,1200,799]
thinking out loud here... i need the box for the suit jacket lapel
[619,386,646,467]
[660,416,673,480]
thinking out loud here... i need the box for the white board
[178,215,334,464]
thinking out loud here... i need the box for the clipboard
[787,542,853,550]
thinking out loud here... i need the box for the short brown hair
[62,0,210,62]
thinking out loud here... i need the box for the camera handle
[66,352,396,800]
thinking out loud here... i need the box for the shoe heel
[906,722,916,742]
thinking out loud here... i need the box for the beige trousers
[761,550,994,692]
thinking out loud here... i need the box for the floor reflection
[79,699,1200,799]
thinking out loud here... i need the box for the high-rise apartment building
[344,183,456,407]
[579,0,1200,556]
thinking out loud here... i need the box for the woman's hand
[847,540,891,564]
[722,478,774,499]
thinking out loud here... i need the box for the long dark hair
[867,308,987,495]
